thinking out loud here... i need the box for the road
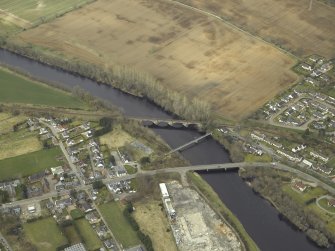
[40,119,84,186]
[3,161,335,208]
[40,120,122,250]
[316,195,335,215]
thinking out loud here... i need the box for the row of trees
[240,168,335,248]
[3,42,213,126]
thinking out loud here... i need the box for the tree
[140,156,150,165]
[92,180,104,190]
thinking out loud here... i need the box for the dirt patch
[14,0,297,120]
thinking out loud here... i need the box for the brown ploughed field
[14,0,298,120]
[175,0,335,58]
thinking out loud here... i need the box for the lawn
[74,219,101,250]
[70,209,85,220]
[282,184,327,205]
[0,67,85,108]
[0,147,63,181]
[99,202,141,248]
[124,165,137,174]
[24,217,68,251]
[318,198,335,214]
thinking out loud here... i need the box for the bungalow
[292,180,308,192]
[39,128,48,135]
[301,63,312,71]
[277,150,302,162]
[292,144,306,153]
[28,171,45,183]
[317,165,332,175]
[302,159,313,168]
[85,212,100,224]
[328,199,335,207]
[55,197,72,209]
[51,166,64,176]
[82,202,94,213]
[310,152,329,162]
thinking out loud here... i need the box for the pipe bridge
[168,132,212,154]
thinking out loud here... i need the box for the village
[261,55,335,146]
[0,113,170,251]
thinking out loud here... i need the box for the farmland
[0,67,85,109]
[23,217,68,251]
[175,0,335,58]
[13,0,297,120]
[0,147,63,181]
[74,219,102,251]
[99,202,141,248]
[0,0,94,27]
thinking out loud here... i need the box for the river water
[0,49,331,251]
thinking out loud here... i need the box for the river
[0,48,331,251]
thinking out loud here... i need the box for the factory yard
[163,181,241,251]
[13,0,297,120]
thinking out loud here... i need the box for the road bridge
[128,116,201,128]
[168,132,212,154]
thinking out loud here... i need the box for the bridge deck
[168,132,212,154]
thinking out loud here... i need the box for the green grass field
[0,68,85,108]
[0,0,92,23]
[282,184,327,205]
[0,147,63,181]
[24,217,68,251]
[63,225,82,245]
[74,219,101,251]
[319,198,335,214]
[99,202,141,248]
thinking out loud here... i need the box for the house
[28,171,45,183]
[54,197,72,209]
[85,212,100,224]
[81,202,94,213]
[302,159,313,168]
[27,205,36,214]
[301,63,312,71]
[64,243,87,251]
[277,150,302,162]
[292,144,306,153]
[104,239,115,249]
[328,199,335,207]
[51,166,64,176]
[310,152,329,162]
[317,165,332,175]
[292,180,308,192]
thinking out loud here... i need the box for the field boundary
[167,0,300,60]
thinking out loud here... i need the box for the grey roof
[64,243,87,251]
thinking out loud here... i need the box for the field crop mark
[0,9,32,28]
[166,0,300,60]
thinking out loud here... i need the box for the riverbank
[187,171,259,251]
[240,167,335,248]
[0,43,213,126]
